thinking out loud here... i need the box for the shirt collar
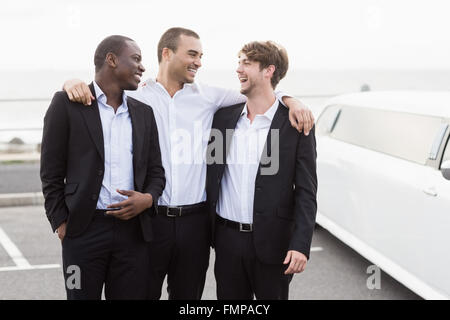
[93,81,128,111]
[241,98,279,122]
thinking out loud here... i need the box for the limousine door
[316,104,448,299]
[419,134,450,298]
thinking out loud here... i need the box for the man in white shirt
[206,41,317,299]
[63,27,315,300]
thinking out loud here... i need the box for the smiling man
[62,27,315,300]
[207,41,317,300]
[40,35,165,299]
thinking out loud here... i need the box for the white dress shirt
[127,79,286,206]
[217,98,279,223]
[94,81,134,209]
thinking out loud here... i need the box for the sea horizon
[1,68,450,144]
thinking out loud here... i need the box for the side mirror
[440,160,450,180]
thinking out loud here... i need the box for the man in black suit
[40,35,165,299]
[206,41,317,299]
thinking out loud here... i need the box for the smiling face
[167,35,203,84]
[114,40,146,90]
[236,53,266,96]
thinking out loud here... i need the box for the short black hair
[94,35,134,72]
[157,27,200,63]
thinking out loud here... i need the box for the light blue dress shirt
[93,81,134,209]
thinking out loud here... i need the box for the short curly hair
[239,41,289,89]
[94,35,134,72]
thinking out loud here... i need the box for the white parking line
[0,264,60,272]
[311,247,324,252]
[0,226,60,272]
[0,226,31,268]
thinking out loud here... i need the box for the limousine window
[328,105,442,165]
[316,105,340,136]
[441,136,450,166]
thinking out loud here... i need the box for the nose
[194,56,202,68]
[236,64,243,74]
[139,63,145,73]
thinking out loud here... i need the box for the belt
[216,214,253,232]
[95,209,114,217]
[157,202,207,217]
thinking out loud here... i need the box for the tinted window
[441,137,450,166]
[330,105,443,165]
[316,105,340,136]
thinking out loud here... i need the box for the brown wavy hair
[239,41,289,89]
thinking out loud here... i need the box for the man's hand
[63,79,95,106]
[106,190,153,220]
[283,97,315,135]
[283,250,307,274]
[56,222,67,243]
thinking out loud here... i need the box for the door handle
[423,187,437,197]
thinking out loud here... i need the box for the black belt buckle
[239,223,253,232]
[166,206,182,217]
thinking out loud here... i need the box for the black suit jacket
[206,102,317,264]
[40,83,165,242]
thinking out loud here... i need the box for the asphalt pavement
[0,162,421,299]
[0,162,41,194]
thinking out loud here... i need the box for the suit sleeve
[40,92,70,232]
[290,126,318,259]
[143,108,166,207]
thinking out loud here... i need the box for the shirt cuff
[274,91,291,108]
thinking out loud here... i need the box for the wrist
[281,95,293,108]
[145,193,153,208]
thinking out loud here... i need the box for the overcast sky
[1,0,449,75]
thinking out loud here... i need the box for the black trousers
[147,206,211,300]
[214,221,293,300]
[62,212,149,300]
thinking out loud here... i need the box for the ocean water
[1,69,449,144]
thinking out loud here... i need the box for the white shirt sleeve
[200,84,246,113]
[200,83,291,112]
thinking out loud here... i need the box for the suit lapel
[223,104,245,165]
[127,98,145,177]
[257,102,287,175]
[79,83,104,162]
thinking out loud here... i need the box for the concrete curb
[0,152,40,162]
[0,192,44,207]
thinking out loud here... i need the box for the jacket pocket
[64,183,78,195]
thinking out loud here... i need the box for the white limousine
[315,91,450,300]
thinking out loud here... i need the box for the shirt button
[98,170,103,176]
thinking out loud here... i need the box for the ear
[105,52,118,68]
[161,47,173,62]
[264,65,276,79]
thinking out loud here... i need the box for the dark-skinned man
[40,35,165,300]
